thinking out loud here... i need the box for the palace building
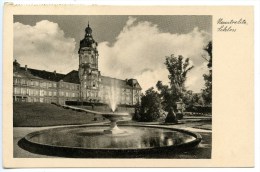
[13,24,142,105]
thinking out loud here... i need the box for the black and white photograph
[1,3,257,168]
[12,15,213,159]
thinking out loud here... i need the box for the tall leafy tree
[165,55,194,93]
[157,54,193,112]
[202,41,212,105]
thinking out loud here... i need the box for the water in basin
[28,126,196,149]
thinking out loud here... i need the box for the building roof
[127,78,142,89]
[14,68,44,80]
[100,76,142,90]
[100,76,130,88]
[21,67,65,82]
[61,70,80,84]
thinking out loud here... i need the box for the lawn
[13,102,106,127]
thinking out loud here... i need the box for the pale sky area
[13,15,212,93]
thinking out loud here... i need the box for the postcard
[3,4,254,168]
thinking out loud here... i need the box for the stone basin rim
[22,124,202,151]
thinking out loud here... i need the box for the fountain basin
[18,125,202,158]
[101,112,129,119]
[101,112,130,134]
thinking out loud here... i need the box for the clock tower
[78,23,101,102]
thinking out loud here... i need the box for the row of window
[13,95,137,105]
[83,81,98,88]
[59,91,79,98]
[14,86,139,98]
[13,87,79,98]
[14,78,80,90]
[14,87,57,96]
[101,87,134,93]
[81,91,133,103]
[14,78,140,94]
[13,97,58,103]
[100,91,131,97]
[14,87,136,98]
[59,83,80,90]
[27,97,58,103]
[14,78,57,88]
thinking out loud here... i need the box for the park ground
[13,102,212,158]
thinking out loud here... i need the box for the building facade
[13,24,142,105]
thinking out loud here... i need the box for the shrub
[165,108,178,123]
[137,88,162,122]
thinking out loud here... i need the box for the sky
[13,15,212,93]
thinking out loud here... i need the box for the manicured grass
[13,102,106,127]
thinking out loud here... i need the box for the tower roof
[85,22,92,34]
[79,22,97,49]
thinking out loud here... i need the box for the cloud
[14,20,77,73]
[99,17,211,92]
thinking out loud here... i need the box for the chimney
[54,70,56,75]
[25,65,27,71]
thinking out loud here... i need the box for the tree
[202,41,212,105]
[182,90,194,109]
[157,54,194,112]
[183,91,204,112]
[165,55,193,93]
[201,41,212,68]
[135,87,162,122]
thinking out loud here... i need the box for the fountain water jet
[107,79,120,112]
[101,79,131,134]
